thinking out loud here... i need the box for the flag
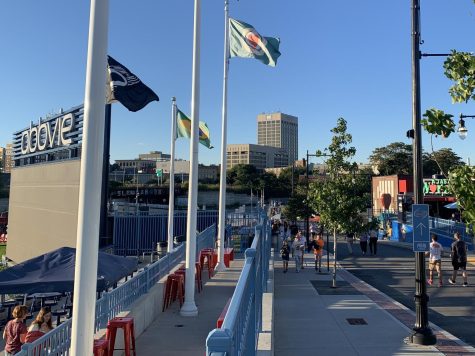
[176,109,213,149]
[106,56,159,112]
[229,18,281,67]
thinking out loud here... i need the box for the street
[326,238,475,347]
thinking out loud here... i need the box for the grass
[0,244,5,256]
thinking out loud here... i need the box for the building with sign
[372,175,456,220]
[7,105,84,262]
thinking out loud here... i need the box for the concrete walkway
[134,257,244,355]
[273,251,475,356]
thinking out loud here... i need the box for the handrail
[18,224,216,356]
[206,210,271,355]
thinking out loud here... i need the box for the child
[280,240,290,273]
[25,307,54,343]
[3,305,28,355]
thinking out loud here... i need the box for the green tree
[420,50,475,232]
[422,148,465,177]
[226,164,259,189]
[308,118,368,287]
[368,142,413,175]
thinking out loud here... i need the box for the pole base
[180,301,198,317]
[214,261,226,272]
[408,329,437,346]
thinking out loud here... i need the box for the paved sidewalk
[134,257,244,355]
[274,251,475,356]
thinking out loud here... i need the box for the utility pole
[409,0,436,345]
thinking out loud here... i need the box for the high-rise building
[2,143,13,173]
[257,112,298,162]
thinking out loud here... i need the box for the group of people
[2,305,54,355]
[279,229,325,274]
[427,231,469,288]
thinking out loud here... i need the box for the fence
[18,225,217,356]
[206,212,272,355]
[113,210,219,255]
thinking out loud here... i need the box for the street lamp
[458,114,475,140]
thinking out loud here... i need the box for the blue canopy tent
[0,247,138,294]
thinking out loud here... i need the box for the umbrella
[444,202,459,209]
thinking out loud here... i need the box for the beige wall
[7,160,80,263]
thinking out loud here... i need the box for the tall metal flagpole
[409,0,436,345]
[71,0,109,354]
[215,0,230,273]
[168,98,177,253]
[181,0,201,317]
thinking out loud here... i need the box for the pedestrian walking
[310,233,325,272]
[359,233,368,255]
[280,240,290,273]
[293,232,305,273]
[369,228,378,256]
[448,232,469,287]
[346,232,354,255]
[298,231,307,269]
[426,234,443,287]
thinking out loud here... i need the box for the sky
[1,0,474,166]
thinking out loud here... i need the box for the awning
[0,247,138,294]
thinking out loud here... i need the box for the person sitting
[25,307,53,343]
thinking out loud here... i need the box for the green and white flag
[229,18,281,67]
[176,109,213,149]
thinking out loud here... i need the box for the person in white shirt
[426,234,443,287]
[293,232,305,272]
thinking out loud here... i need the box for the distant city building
[257,112,298,162]
[115,159,156,174]
[1,144,14,173]
[155,160,220,182]
[138,151,171,162]
[227,144,288,170]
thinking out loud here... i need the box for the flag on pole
[176,109,213,149]
[106,56,159,112]
[229,18,281,67]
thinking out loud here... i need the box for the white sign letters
[20,113,75,155]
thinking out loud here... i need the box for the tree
[420,50,475,233]
[422,148,465,177]
[368,142,413,175]
[226,164,259,189]
[308,118,369,287]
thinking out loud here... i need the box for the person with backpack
[280,240,290,273]
[448,232,468,287]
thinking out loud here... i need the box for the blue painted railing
[206,212,271,355]
[18,225,216,356]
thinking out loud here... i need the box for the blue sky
[1,0,474,166]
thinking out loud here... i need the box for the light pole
[409,0,436,345]
[306,150,321,249]
[457,114,475,140]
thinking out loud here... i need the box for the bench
[217,298,232,328]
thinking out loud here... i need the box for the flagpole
[181,0,201,317]
[70,0,109,354]
[215,0,230,273]
[168,98,177,253]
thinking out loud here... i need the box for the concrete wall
[7,160,81,262]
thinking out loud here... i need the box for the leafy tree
[308,118,369,287]
[226,164,259,189]
[368,142,413,175]
[422,148,465,177]
[420,50,475,234]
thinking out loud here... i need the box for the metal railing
[206,212,272,355]
[18,225,216,356]
[113,210,220,256]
